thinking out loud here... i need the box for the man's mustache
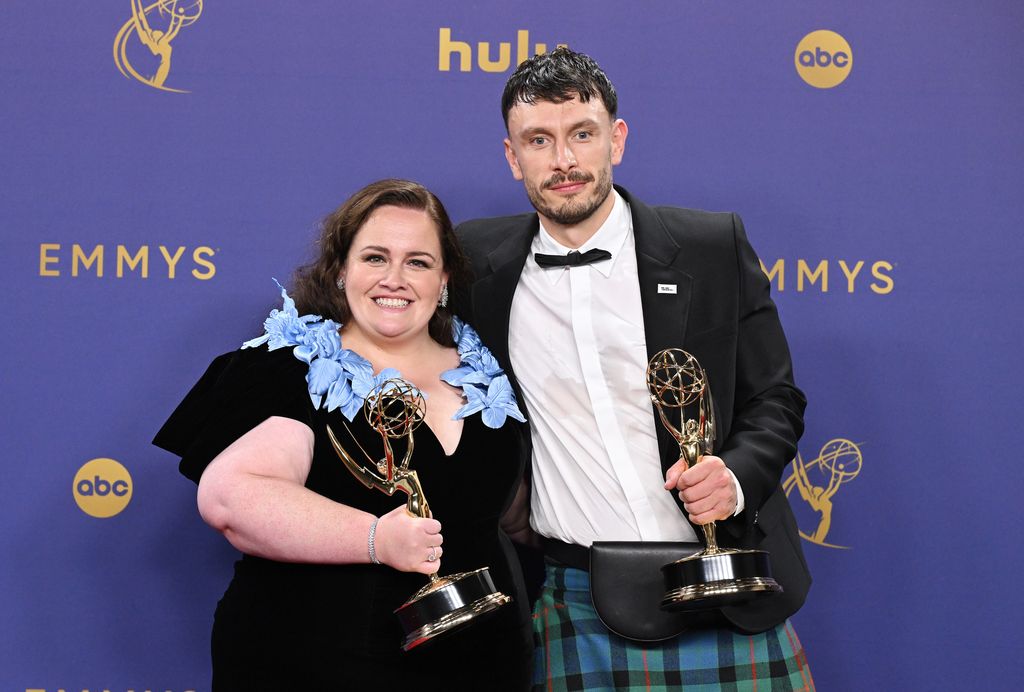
[543,171,594,189]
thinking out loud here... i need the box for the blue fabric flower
[307,357,343,400]
[325,375,360,420]
[243,285,525,428]
[293,320,342,364]
[444,316,526,427]
[316,350,374,419]
[243,279,323,353]
[454,321,482,355]
[454,375,527,428]
[441,349,501,387]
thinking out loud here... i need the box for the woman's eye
[409,259,429,268]
[365,254,385,264]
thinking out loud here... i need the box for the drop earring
[438,285,449,308]
[336,277,345,291]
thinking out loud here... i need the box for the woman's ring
[427,546,437,562]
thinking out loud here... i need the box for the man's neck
[539,190,616,249]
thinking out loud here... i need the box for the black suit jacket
[454,185,810,632]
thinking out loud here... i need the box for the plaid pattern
[533,564,813,691]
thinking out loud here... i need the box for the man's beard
[525,167,613,227]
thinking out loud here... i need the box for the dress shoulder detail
[153,345,312,483]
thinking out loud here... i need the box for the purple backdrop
[3,1,1022,690]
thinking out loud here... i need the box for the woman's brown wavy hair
[290,179,469,347]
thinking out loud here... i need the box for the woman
[154,179,533,690]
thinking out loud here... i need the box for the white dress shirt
[509,191,702,545]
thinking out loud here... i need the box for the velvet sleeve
[153,346,314,484]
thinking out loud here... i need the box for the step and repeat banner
[2,2,1021,690]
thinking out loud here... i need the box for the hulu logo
[438,28,566,72]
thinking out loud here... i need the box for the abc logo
[795,30,852,89]
[73,458,133,518]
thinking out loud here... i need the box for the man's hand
[664,455,737,525]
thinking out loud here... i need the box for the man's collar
[534,190,631,280]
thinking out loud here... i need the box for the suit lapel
[470,217,536,404]
[618,186,696,477]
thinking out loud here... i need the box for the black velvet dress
[154,345,533,691]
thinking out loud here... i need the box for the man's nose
[552,141,578,171]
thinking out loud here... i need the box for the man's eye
[575,131,591,140]
[530,136,548,146]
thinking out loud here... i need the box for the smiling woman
[153,179,532,691]
[290,179,471,348]
[341,206,449,346]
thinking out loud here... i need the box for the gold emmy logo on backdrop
[783,438,863,548]
[24,683,196,687]
[114,0,204,92]
[38,243,217,280]
[759,258,895,295]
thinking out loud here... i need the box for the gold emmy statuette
[647,349,783,611]
[327,378,511,651]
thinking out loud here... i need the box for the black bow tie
[534,248,612,268]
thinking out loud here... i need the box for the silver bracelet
[367,516,381,565]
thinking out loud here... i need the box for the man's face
[504,95,627,230]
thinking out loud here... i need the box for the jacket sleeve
[718,213,806,533]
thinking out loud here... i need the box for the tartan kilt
[532,563,814,691]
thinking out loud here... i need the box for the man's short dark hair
[501,46,618,129]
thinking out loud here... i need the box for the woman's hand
[374,504,444,575]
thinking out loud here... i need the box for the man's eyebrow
[517,118,601,138]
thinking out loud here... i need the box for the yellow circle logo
[795,30,852,89]
[73,458,133,518]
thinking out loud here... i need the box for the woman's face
[340,205,448,345]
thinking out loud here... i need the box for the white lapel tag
[657,284,677,294]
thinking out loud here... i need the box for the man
[456,47,813,690]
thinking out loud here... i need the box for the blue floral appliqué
[242,282,525,429]
[440,323,525,428]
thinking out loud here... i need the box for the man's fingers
[664,457,690,489]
